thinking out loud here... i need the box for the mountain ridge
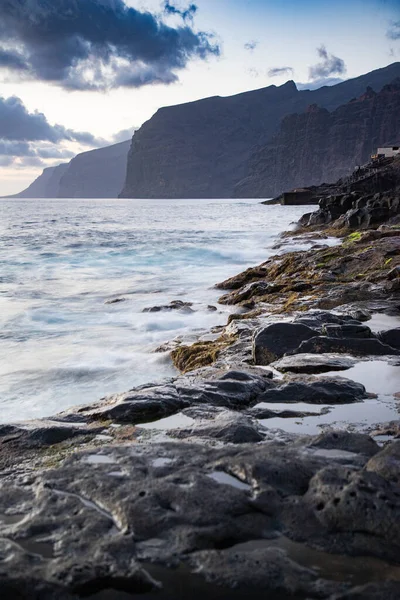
[120,62,400,199]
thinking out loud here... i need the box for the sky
[0,0,399,196]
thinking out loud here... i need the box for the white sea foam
[0,198,310,422]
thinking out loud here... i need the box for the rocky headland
[2,157,400,599]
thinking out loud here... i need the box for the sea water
[0,198,309,422]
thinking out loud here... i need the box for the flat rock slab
[294,337,400,357]
[258,377,367,405]
[1,437,400,598]
[271,354,356,374]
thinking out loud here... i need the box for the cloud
[244,40,258,52]
[308,45,346,81]
[268,66,294,78]
[0,95,104,145]
[0,48,28,71]
[0,94,105,168]
[246,68,260,78]
[112,127,137,143]
[163,2,198,22]
[0,155,14,167]
[0,0,220,91]
[296,76,345,91]
[387,21,400,40]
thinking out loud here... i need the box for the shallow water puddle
[84,453,116,465]
[254,401,331,415]
[259,397,399,435]
[305,448,359,460]
[323,360,400,396]
[16,537,54,559]
[152,458,175,468]
[207,471,251,491]
[0,513,26,526]
[138,413,195,431]
[233,537,400,585]
[368,313,400,333]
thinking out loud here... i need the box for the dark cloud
[0,0,219,91]
[268,66,294,78]
[387,21,400,40]
[163,2,198,22]
[244,40,258,52]
[0,95,104,145]
[309,45,346,81]
[0,140,33,157]
[0,48,28,71]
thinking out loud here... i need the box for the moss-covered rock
[171,334,237,373]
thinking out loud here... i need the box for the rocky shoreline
[2,158,400,599]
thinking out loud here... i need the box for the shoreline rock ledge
[2,157,400,599]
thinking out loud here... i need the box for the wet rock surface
[3,164,400,597]
[1,436,400,599]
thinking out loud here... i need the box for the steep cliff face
[13,163,69,198]
[235,80,400,198]
[58,140,130,199]
[120,62,400,199]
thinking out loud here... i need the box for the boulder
[365,441,400,484]
[143,300,193,313]
[253,323,317,365]
[377,328,400,351]
[310,431,379,457]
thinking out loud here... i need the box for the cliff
[58,140,130,199]
[235,80,400,198]
[12,163,69,198]
[120,62,400,199]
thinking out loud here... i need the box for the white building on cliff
[376,146,400,158]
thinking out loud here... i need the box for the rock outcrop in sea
[120,62,400,199]
[2,155,400,598]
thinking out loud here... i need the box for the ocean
[0,198,310,423]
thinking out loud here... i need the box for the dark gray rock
[377,328,400,350]
[143,300,193,313]
[189,546,330,597]
[271,353,355,374]
[294,336,400,357]
[295,311,358,329]
[1,434,400,597]
[59,371,272,425]
[322,324,372,338]
[171,409,265,444]
[365,441,400,484]
[253,323,317,365]
[259,377,367,404]
[286,466,400,562]
[310,431,380,457]
[331,582,400,600]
